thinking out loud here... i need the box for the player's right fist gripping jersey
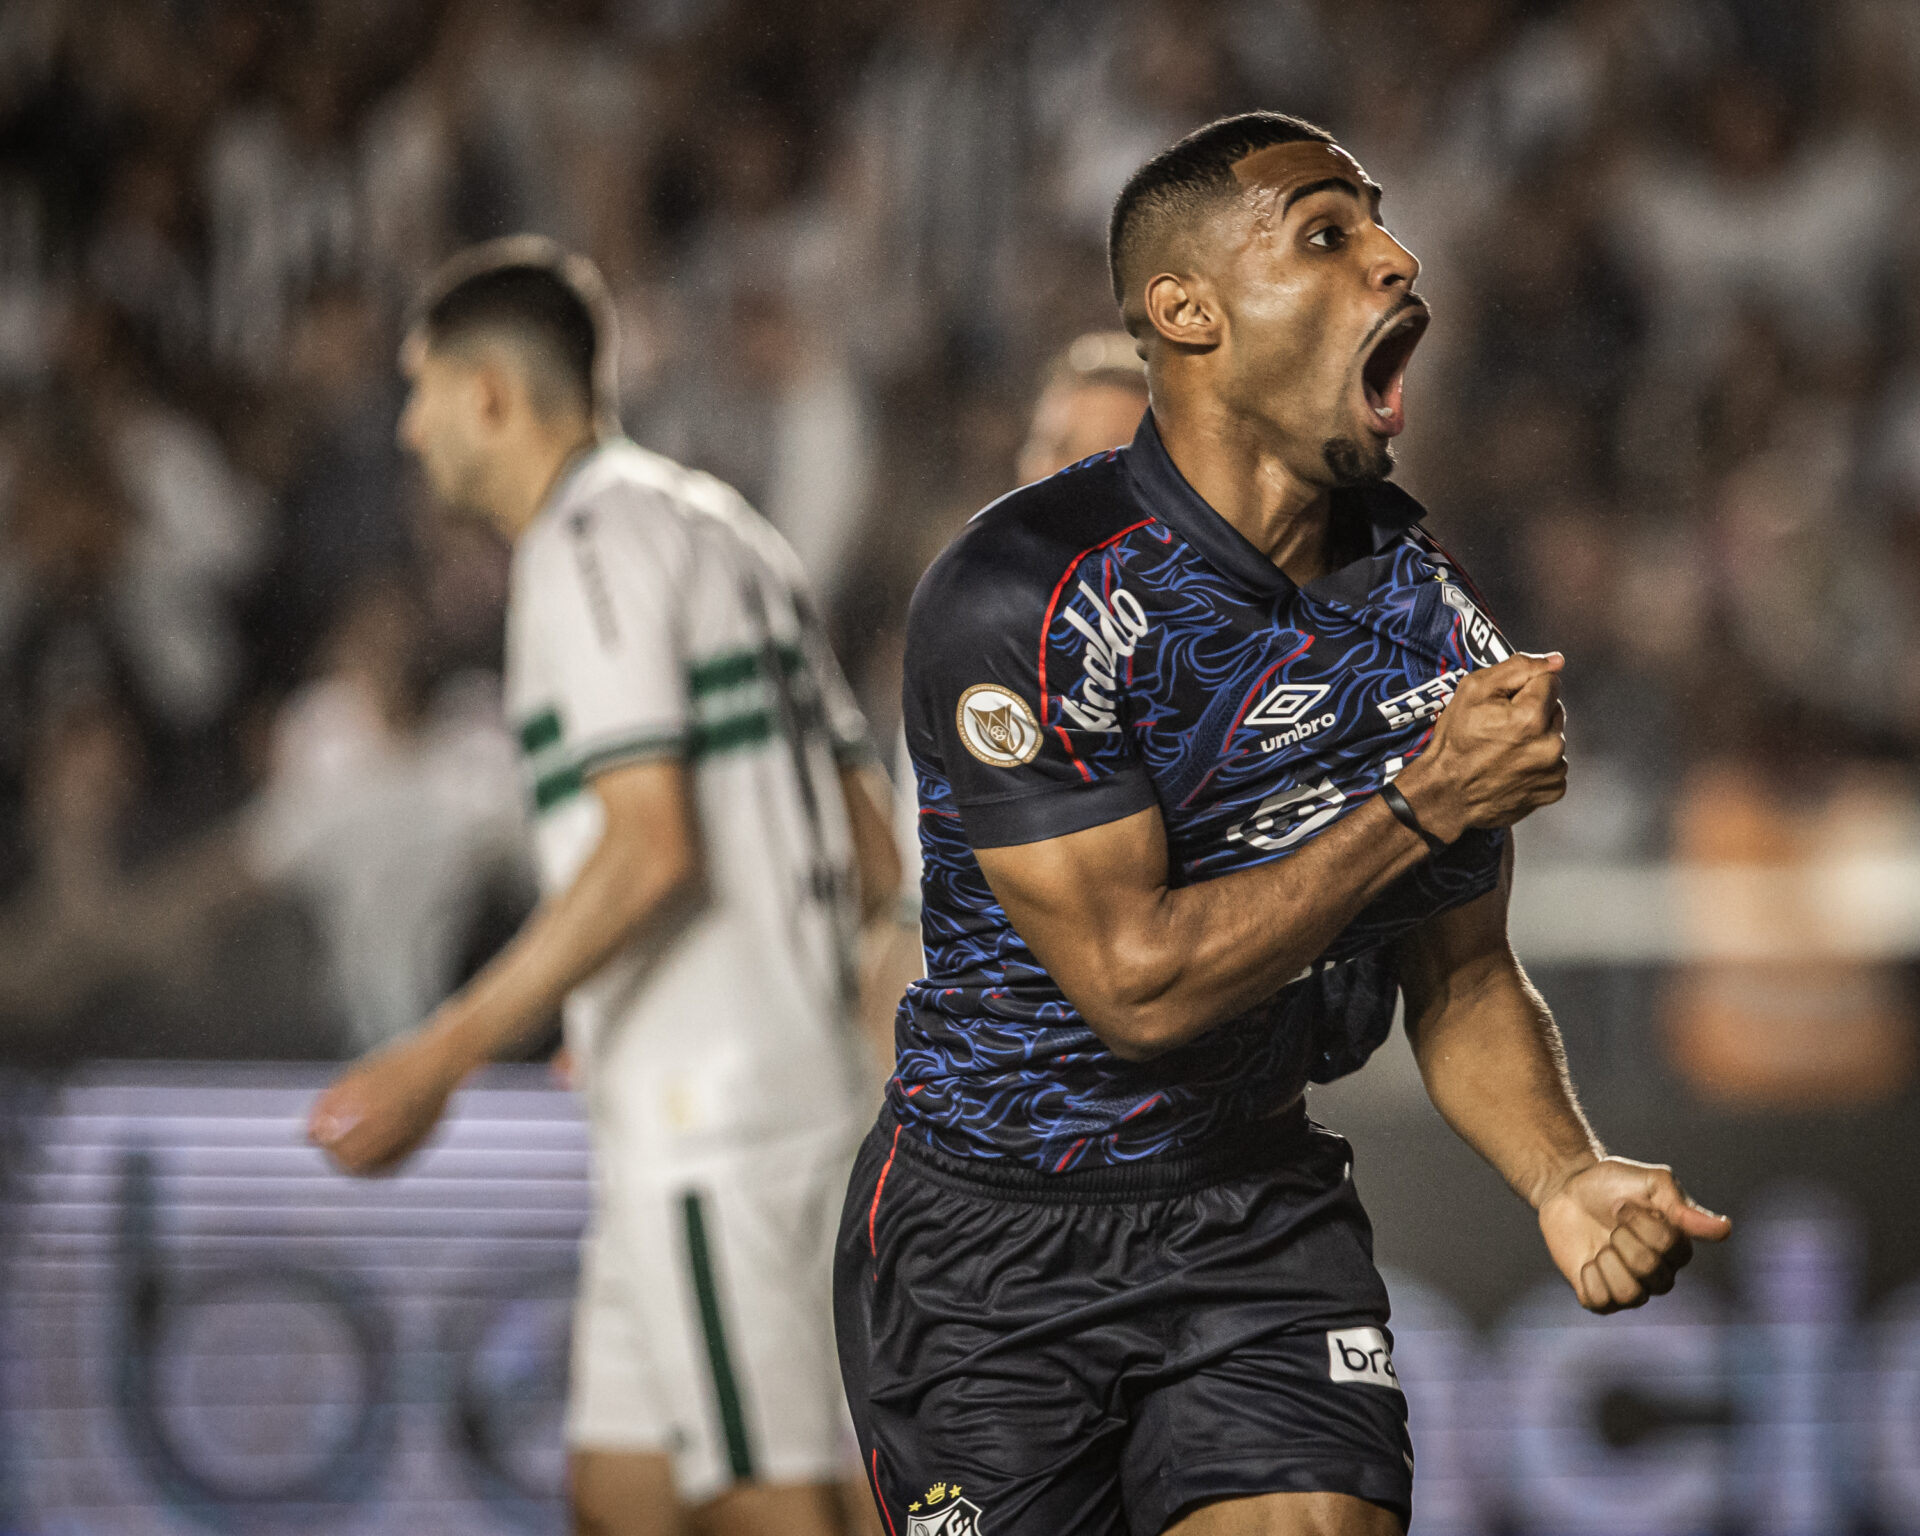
[896,412,1513,1172]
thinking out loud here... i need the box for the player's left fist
[308,1033,462,1177]
[1537,1157,1731,1314]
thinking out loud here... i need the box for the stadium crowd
[0,0,1917,1069]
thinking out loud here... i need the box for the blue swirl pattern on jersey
[895,413,1512,1172]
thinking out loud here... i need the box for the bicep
[974,805,1170,988]
[588,758,701,881]
[1394,837,1516,1032]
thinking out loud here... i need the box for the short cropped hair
[414,235,617,423]
[1108,111,1336,313]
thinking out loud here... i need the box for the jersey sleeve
[904,537,1158,850]
[524,497,691,778]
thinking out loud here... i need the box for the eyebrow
[1280,176,1383,217]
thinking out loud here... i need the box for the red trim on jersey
[1035,517,1156,780]
[871,1450,899,1536]
[868,1124,901,1259]
[1054,1137,1088,1172]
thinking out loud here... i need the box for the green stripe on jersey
[690,710,773,756]
[518,708,562,754]
[688,644,804,698]
[532,763,582,811]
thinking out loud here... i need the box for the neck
[494,420,603,539]
[1151,390,1334,586]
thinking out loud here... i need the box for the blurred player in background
[1016,330,1152,485]
[308,237,898,1536]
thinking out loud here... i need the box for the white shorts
[565,1123,856,1505]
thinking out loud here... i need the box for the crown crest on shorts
[907,1480,985,1535]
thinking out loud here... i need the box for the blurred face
[396,330,496,523]
[1017,378,1149,483]
[1186,139,1428,486]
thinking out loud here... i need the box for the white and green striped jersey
[504,439,871,1161]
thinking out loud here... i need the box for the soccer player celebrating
[308,238,898,1536]
[837,114,1729,1536]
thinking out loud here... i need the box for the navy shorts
[834,1103,1413,1536]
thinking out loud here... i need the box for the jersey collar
[537,434,623,525]
[1121,410,1428,602]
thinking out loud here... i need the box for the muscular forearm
[998,795,1431,1059]
[1119,798,1435,1047]
[420,826,704,1079]
[1405,952,1601,1208]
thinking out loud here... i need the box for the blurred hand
[308,1032,462,1176]
[1399,652,1568,843]
[1538,1158,1731,1314]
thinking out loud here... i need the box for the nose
[1369,227,1420,294]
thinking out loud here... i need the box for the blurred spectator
[1663,758,1917,1106]
[203,45,360,377]
[0,697,252,1059]
[64,302,266,735]
[1609,65,1902,380]
[646,285,874,609]
[247,574,530,1053]
[267,282,413,675]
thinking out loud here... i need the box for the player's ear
[1143,271,1222,350]
[472,351,516,432]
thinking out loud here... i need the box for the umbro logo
[1243,681,1330,730]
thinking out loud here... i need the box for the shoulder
[907,453,1144,650]
[532,442,750,575]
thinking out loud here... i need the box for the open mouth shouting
[1358,300,1429,439]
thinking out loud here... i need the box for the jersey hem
[576,728,690,778]
[876,1099,1312,1201]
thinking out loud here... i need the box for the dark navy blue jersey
[894,412,1511,1171]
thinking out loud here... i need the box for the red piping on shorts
[871,1449,899,1536]
[868,1124,901,1259]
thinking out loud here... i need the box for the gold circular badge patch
[956,683,1043,768]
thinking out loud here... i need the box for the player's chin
[1320,432,1396,488]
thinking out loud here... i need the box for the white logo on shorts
[1327,1326,1401,1390]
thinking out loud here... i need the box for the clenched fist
[308,1031,464,1177]
[1538,1157,1731,1313]
[1398,651,1568,843]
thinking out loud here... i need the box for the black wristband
[1380,782,1447,854]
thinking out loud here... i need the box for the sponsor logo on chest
[1243,680,1335,754]
[1059,582,1150,733]
[1377,669,1466,729]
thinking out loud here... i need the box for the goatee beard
[1321,435,1395,488]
